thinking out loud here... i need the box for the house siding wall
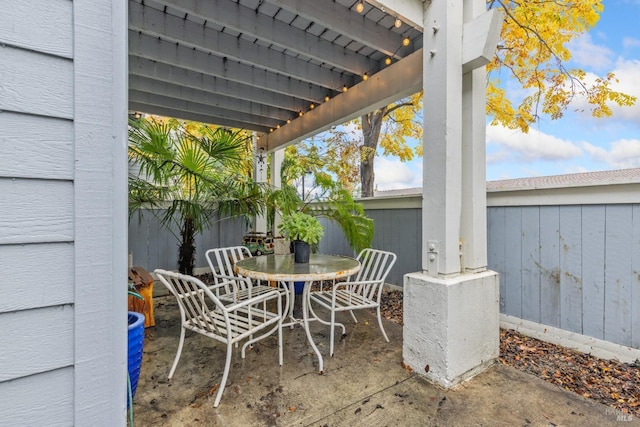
[0,0,128,424]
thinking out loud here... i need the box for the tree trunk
[360,108,386,197]
[178,217,196,275]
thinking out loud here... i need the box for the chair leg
[376,305,389,342]
[309,301,346,334]
[349,310,358,323]
[168,327,185,380]
[213,341,234,408]
[278,319,283,366]
[330,307,336,356]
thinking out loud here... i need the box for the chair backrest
[205,246,252,294]
[154,269,226,335]
[353,248,397,288]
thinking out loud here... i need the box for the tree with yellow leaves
[488,0,635,131]
[318,0,635,198]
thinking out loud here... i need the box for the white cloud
[374,157,422,190]
[486,125,584,163]
[607,59,640,124]
[623,37,640,50]
[583,138,640,168]
[568,33,614,71]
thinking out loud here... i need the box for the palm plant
[128,118,265,274]
[270,149,374,254]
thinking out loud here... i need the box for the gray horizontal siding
[0,179,74,244]
[0,242,74,312]
[0,305,74,381]
[0,112,74,180]
[0,367,73,426]
[0,46,73,119]
[0,0,73,58]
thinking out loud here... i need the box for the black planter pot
[293,240,310,263]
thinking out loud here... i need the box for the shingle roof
[373,168,640,197]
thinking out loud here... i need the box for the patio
[132,293,627,426]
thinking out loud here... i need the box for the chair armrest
[332,280,381,291]
[223,289,282,312]
[207,276,242,294]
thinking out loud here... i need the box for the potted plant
[278,211,324,263]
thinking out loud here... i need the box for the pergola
[129,0,502,388]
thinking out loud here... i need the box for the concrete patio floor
[132,294,637,426]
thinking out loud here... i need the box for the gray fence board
[559,206,583,334]
[505,208,522,318]
[488,207,506,311]
[539,206,561,328]
[604,205,633,346]
[521,207,541,323]
[632,205,640,349]
[582,206,605,340]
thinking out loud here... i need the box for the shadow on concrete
[132,294,636,426]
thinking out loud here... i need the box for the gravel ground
[378,289,640,418]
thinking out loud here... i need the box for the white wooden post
[270,148,285,234]
[403,0,503,388]
[253,133,268,233]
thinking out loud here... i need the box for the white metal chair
[309,248,397,356]
[205,246,289,312]
[154,269,283,407]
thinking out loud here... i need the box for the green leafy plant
[278,211,324,246]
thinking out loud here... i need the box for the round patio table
[235,253,360,373]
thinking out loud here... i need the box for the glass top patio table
[234,254,360,373]
[234,253,360,282]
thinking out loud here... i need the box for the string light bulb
[394,17,402,28]
[287,119,291,124]
[324,95,330,102]
[310,103,315,109]
[299,111,304,117]
[385,57,392,65]
[362,73,368,81]
[402,37,410,46]
[356,1,364,13]
[342,84,348,92]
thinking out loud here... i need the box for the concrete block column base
[403,270,499,388]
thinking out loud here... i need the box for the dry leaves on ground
[378,290,640,418]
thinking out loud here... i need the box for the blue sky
[374,1,640,190]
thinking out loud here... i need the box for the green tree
[271,145,374,253]
[128,117,264,275]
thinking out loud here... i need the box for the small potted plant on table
[278,211,324,263]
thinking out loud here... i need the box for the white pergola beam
[269,0,404,57]
[129,102,271,132]
[129,31,331,103]
[129,2,351,91]
[129,75,294,121]
[153,0,376,75]
[262,48,423,150]
[462,8,503,74]
[129,90,282,129]
[369,0,424,30]
[129,57,306,113]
